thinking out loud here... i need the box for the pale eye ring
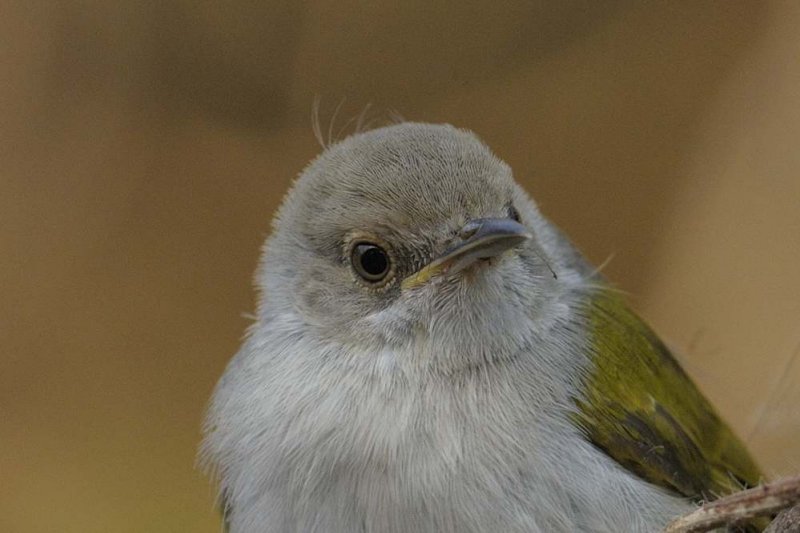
[351,242,392,283]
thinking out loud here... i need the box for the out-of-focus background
[2,1,799,532]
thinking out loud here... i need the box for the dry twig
[663,475,800,532]
[764,503,800,532]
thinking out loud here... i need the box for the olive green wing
[574,289,763,502]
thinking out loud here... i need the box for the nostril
[458,221,482,240]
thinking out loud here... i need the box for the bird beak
[402,218,531,290]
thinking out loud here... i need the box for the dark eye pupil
[360,247,387,275]
[353,243,390,281]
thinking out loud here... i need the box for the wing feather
[574,289,763,502]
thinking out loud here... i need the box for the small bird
[202,123,763,532]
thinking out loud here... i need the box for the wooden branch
[764,503,800,532]
[663,475,800,532]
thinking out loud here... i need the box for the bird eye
[508,205,521,223]
[351,242,392,283]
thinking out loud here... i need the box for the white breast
[203,313,692,533]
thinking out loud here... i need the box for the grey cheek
[299,285,328,315]
[296,265,341,315]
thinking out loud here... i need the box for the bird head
[260,123,568,370]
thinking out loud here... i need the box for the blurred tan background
[2,1,799,532]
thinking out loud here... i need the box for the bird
[201,122,763,532]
